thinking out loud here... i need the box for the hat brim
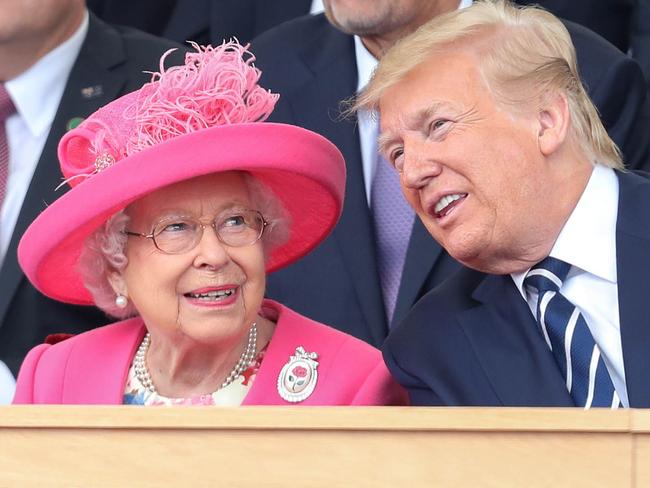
[18,123,345,305]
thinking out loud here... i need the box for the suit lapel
[0,15,127,326]
[458,273,573,406]
[615,171,650,407]
[280,23,388,342]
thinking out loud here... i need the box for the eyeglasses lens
[152,209,264,254]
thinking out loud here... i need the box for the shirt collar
[310,0,324,14]
[5,11,88,137]
[512,164,619,296]
[354,35,378,93]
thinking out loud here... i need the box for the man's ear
[107,271,128,298]
[537,91,570,156]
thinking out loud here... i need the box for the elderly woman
[13,43,406,406]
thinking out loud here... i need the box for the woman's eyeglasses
[124,209,267,254]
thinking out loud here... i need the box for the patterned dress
[123,347,267,406]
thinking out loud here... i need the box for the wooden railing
[1,406,647,487]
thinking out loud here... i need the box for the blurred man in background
[0,0,183,377]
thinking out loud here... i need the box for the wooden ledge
[0,405,633,431]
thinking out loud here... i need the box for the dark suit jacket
[632,0,650,91]
[88,0,313,46]
[163,0,312,46]
[0,15,184,376]
[87,0,177,37]
[383,170,650,408]
[250,14,650,348]
[515,0,635,52]
[515,0,650,91]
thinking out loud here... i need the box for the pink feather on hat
[61,41,279,187]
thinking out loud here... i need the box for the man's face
[0,0,83,46]
[379,50,559,273]
[322,0,448,37]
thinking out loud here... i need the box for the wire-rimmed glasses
[124,208,268,254]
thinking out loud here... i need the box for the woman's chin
[176,315,248,345]
[171,302,243,340]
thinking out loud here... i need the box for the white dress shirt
[0,360,15,404]
[2,12,88,263]
[511,165,627,406]
[354,38,379,204]
[310,0,324,14]
[354,0,472,204]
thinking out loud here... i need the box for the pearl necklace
[134,322,258,395]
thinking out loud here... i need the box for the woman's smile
[183,285,241,307]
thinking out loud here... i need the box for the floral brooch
[277,346,319,403]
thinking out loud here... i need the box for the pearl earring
[115,294,128,309]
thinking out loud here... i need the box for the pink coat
[13,300,407,405]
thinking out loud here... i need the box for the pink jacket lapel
[62,318,145,404]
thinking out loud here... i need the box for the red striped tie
[0,84,15,209]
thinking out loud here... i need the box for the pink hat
[18,42,345,305]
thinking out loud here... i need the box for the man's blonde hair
[356,0,623,169]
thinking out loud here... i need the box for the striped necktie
[370,153,415,324]
[0,84,14,211]
[524,256,621,408]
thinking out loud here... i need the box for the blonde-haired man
[251,0,649,355]
[362,0,650,408]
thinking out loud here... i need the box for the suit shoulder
[112,24,182,51]
[26,319,141,362]
[564,19,622,57]
[113,26,187,69]
[250,13,354,107]
[86,15,187,70]
[14,319,141,403]
[252,13,335,50]
[564,19,640,83]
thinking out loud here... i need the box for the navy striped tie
[524,257,620,408]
